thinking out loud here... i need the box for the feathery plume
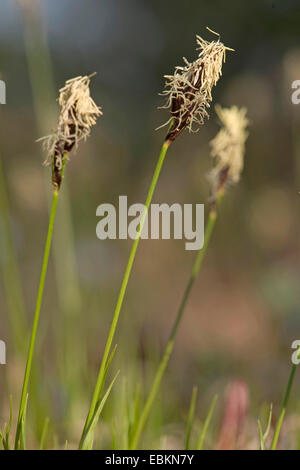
[159,28,233,143]
[209,104,249,201]
[39,74,102,189]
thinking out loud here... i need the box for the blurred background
[0,0,300,449]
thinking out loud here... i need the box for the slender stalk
[15,156,67,449]
[129,200,221,450]
[271,360,298,450]
[79,140,170,448]
[196,394,218,450]
[185,386,198,450]
[0,146,47,439]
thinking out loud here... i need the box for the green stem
[271,361,298,450]
[196,394,218,450]
[129,203,219,450]
[79,140,170,449]
[15,157,67,449]
[185,386,198,450]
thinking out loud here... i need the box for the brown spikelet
[159,29,233,143]
[38,74,102,190]
[209,104,249,205]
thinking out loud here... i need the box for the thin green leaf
[258,404,273,450]
[185,386,198,450]
[39,417,50,450]
[0,428,5,450]
[104,344,118,377]
[121,379,130,450]
[129,383,141,444]
[93,344,118,419]
[20,394,29,450]
[196,395,218,450]
[1,396,14,450]
[80,370,120,450]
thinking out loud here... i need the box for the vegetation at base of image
[0,2,299,451]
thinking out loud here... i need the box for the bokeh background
[0,0,300,449]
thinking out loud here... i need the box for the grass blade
[257,404,272,450]
[39,417,50,450]
[129,384,141,445]
[0,396,13,450]
[20,394,29,450]
[129,207,219,450]
[80,140,170,445]
[196,394,218,450]
[185,386,198,450]
[79,370,120,450]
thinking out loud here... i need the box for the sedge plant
[79,28,232,449]
[18,0,85,403]
[129,104,249,449]
[14,75,102,449]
